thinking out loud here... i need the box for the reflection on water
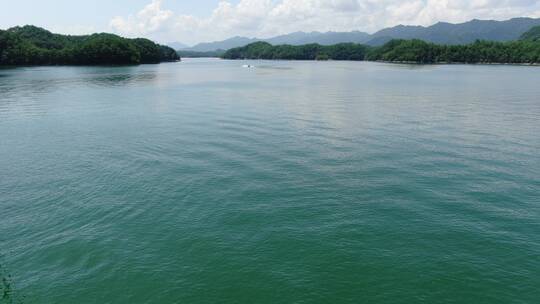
[86,72,157,87]
[0,66,160,117]
[255,65,293,70]
[1,66,158,90]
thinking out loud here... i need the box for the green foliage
[366,39,540,64]
[315,54,329,61]
[158,45,180,62]
[0,25,180,66]
[223,42,369,61]
[132,38,162,63]
[521,26,540,41]
[366,39,437,63]
[320,43,367,60]
[74,34,141,65]
[224,39,540,64]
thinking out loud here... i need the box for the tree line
[222,26,540,64]
[366,39,540,64]
[520,25,540,41]
[0,25,179,66]
[222,42,370,61]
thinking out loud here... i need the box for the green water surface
[1,59,539,303]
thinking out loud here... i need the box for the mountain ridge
[521,25,540,40]
[179,17,540,52]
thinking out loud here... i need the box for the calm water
[1,59,539,303]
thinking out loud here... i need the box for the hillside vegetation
[367,39,540,63]
[0,25,179,66]
[223,42,369,61]
[521,26,540,41]
[223,38,540,64]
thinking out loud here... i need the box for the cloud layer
[110,0,540,45]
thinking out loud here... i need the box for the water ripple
[1,60,539,303]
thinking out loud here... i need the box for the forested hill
[365,17,540,46]
[521,26,540,41]
[365,39,540,64]
[223,42,369,61]
[222,39,540,64]
[0,25,180,66]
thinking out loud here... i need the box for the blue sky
[2,0,540,45]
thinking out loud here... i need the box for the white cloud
[110,0,173,36]
[109,0,540,45]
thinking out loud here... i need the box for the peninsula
[0,25,179,66]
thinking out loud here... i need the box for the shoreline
[219,58,540,66]
[0,60,182,69]
[2,58,539,68]
[373,60,540,66]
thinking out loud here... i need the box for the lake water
[1,59,539,303]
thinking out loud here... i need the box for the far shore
[217,57,540,66]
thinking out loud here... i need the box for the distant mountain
[366,17,540,46]
[184,36,258,52]
[181,17,540,52]
[521,25,540,41]
[182,31,371,52]
[167,41,189,49]
[266,31,371,45]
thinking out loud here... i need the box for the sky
[2,0,540,45]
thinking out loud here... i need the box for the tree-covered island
[0,25,179,66]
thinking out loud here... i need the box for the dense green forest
[366,39,540,63]
[520,26,540,41]
[222,42,369,61]
[0,25,179,66]
[223,33,540,64]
